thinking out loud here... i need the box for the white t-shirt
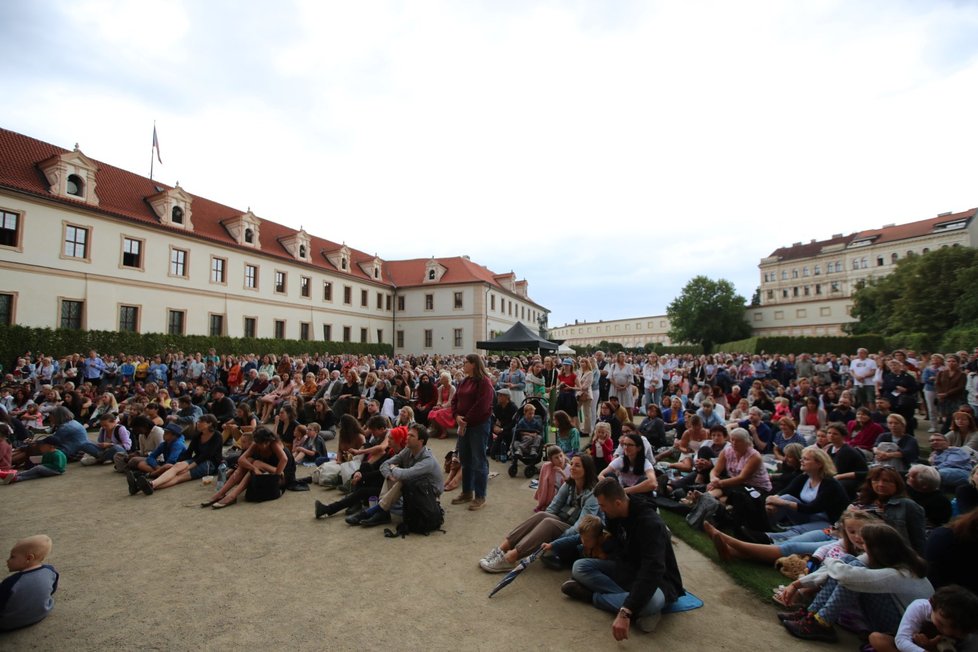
[850,358,877,387]
[608,456,654,489]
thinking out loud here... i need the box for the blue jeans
[772,527,834,550]
[459,419,490,499]
[17,465,62,481]
[572,558,666,617]
[768,520,832,543]
[939,467,972,489]
[78,442,125,462]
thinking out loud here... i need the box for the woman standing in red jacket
[450,353,496,511]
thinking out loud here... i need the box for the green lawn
[660,510,788,602]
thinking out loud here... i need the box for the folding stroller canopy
[476,321,559,352]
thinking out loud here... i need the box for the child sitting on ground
[534,446,570,512]
[578,514,613,560]
[868,584,978,652]
[18,404,44,430]
[773,397,791,422]
[292,423,322,464]
[2,438,66,484]
[444,450,462,492]
[0,534,59,631]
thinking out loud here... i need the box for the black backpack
[389,483,445,537]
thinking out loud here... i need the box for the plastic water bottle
[215,463,228,491]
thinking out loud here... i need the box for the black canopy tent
[476,321,559,352]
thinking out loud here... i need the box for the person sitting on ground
[425,372,457,439]
[443,450,462,492]
[292,422,325,464]
[272,404,305,450]
[869,584,978,652]
[824,421,868,499]
[479,454,598,572]
[873,414,919,473]
[738,406,775,455]
[0,534,59,631]
[905,464,952,530]
[778,523,934,643]
[132,414,223,496]
[489,389,518,459]
[706,506,876,569]
[705,427,773,532]
[598,432,658,499]
[637,403,667,449]
[945,410,978,449]
[662,429,720,499]
[206,386,236,428]
[314,425,407,519]
[552,410,580,456]
[169,395,202,433]
[925,509,978,595]
[762,446,850,539]
[2,438,66,484]
[122,423,186,494]
[854,466,927,553]
[221,403,257,445]
[773,417,807,461]
[847,407,884,453]
[956,465,978,515]
[78,412,131,465]
[927,432,976,490]
[346,423,443,528]
[561,477,686,641]
[696,399,724,429]
[10,407,87,468]
[512,403,544,459]
[113,415,164,473]
[596,401,623,447]
[335,414,366,463]
[768,442,804,494]
[200,426,295,509]
[534,446,570,512]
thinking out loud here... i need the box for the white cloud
[2,0,977,327]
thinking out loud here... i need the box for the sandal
[212,498,237,509]
[200,499,219,508]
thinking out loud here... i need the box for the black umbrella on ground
[487,546,545,598]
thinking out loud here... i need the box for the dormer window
[148,184,194,231]
[39,146,99,206]
[66,174,84,197]
[428,269,436,280]
[279,229,311,261]
[223,210,260,248]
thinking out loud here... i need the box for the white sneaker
[479,547,502,565]
[479,554,516,573]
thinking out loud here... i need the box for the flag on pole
[152,125,162,164]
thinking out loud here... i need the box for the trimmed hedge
[715,335,888,355]
[0,325,392,370]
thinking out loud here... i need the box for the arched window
[428,269,436,280]
[66,174,84,197]
[341,257,347,270]
[299,244,306,258]
[172,206,184,224]
[922,247,930,254]
[244,228,254,243]
[891,253,898,263]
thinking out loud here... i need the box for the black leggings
[327,485,381,512]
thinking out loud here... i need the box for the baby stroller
[507,396,549,479]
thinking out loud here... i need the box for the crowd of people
[3,345,978,644]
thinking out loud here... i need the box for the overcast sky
[2,0,977,328]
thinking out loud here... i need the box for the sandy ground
[1,436,859,651]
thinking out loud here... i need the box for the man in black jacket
[561,478,685,641]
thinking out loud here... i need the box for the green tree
[667,276,751,353]
[849,247,978,348]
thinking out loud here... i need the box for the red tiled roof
[851,208,977,246]
[765,234,854,263]
[765,207,977,261]
[0,127,542,306]
[385,256,544,307]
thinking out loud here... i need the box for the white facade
[549,315,673,349]
[0,129,547,355]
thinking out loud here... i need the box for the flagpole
[150,121,156,180]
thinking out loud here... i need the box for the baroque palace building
[551,206,977,348]
[0,128,547,355]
